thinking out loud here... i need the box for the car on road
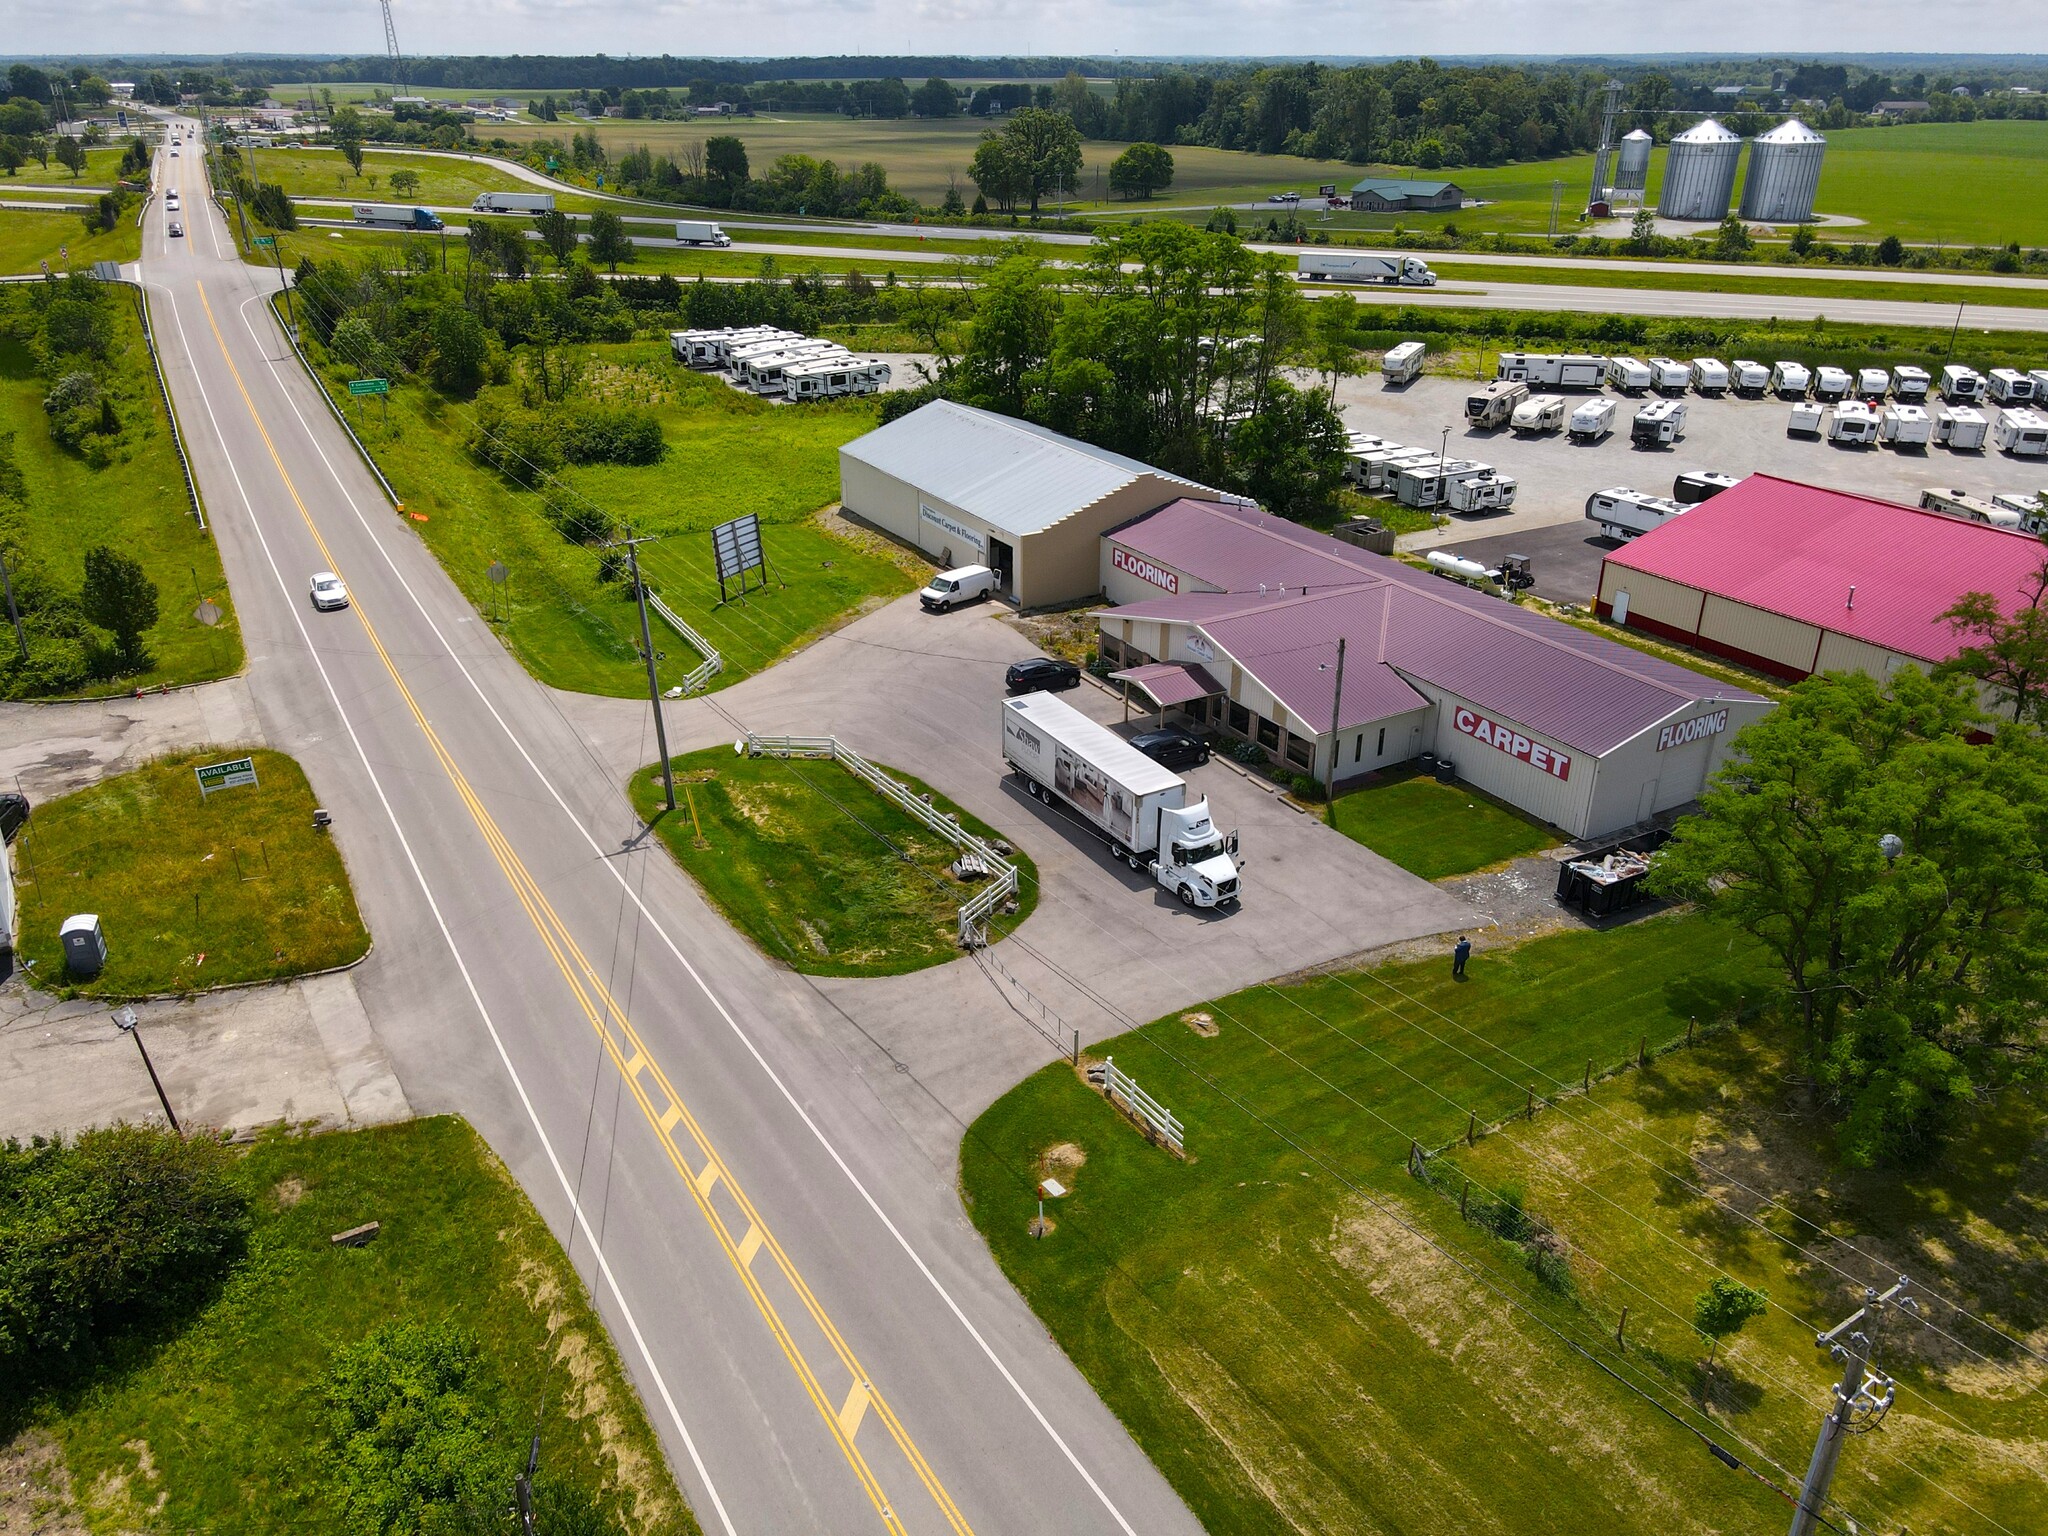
[169,147,179,157]
[918,564,997,613]
[1004,658,1080,693]
[167,220,183,237]
[309,571,350,611]
[165,191,180,209]
[1266,191,1300,203]
[1128,725,1211,768]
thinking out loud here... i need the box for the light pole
[1440,423,1452,463]
[114,1005,180,1134]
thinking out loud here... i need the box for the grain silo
[1740,117,1826,222]
[1613,129,1653,195]
[1658,118,1743,221]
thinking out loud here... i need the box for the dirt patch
[86,1439,163,1525]
[816,505,932,580]
[0,1431,88,1536]
[1037,1142,1087,1185]
[1004,606,1097,666]
[271,1177,305,1208]
[1182,1011,1219,1038]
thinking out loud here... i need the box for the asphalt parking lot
[1440,521,1620,605]
[1331,373,2048,549]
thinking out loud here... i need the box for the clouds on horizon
[13,0,2047,64]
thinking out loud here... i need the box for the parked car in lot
[918,564,997,612]
[309,571,350,610]
[1129,725,1211,768]
[1005,658,1080,693]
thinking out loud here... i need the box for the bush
[1289,773,1326,802]
[0,1125,249,1376]
[42,369,103,449]
[557,402,663,466]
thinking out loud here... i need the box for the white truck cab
[919,565,998,611]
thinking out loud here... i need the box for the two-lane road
[139,119,1197,1536]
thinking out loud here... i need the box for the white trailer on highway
[677,220,732,247]
[1587,487,1687,540]
[1771,361,1812,399]
[1568,398,1617,441]
[1606,356,1653,393]
[1381,341,1427,383]
[471,191,554,213]
[1893,365,1932,402]
[1299,251,1437,285]
[1880,403,1932,449]
[1995,408,2048,456]
[1001,691,1242,908]
[1510,394,1566,434]
[1495,353,1606,389]
[1690,358,1730,395]
[1940,364,1986,404]
[1934,404,1988,450]
[1647,357,1691,394]
[1729,359,1770,397]
[1987,369,2037,406]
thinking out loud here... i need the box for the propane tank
[1425,550,1495,581]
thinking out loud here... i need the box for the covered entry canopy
[1110,661,1224,711]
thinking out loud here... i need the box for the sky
[13,0,2048,66]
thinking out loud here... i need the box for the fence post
[1637,1035,1647,1067]
[1072,1028,1080,1066]
[1584,1058,1592,1093]
[1687,1015,1696,1046]
[1526,1088,1535,1120]
[1460,1179,1470,1218]
[1616,1306,1629,1346]
[1466,1110,1476,1146]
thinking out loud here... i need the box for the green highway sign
[347,378,389,396]
[253,235,275,246]
[195,756,258,796]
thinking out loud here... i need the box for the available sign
[919,503,984,552]
[1113,546,1179,594]
[1452,707,1571,780]
[1656,708,1729,752]
[195,756,258,796]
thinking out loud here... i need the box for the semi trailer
[471,192,554,213]
[1299,251,1437,285]
[352,203,443,230]
[1001,691,1242,909]
[677,220,732,246]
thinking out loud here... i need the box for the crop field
[1812,120,2048,246]
[960,913,2043,1536]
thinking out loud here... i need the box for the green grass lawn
[290,320,911,697]
[961,913,1803,1536]
[630,746,1036,976]
[0,285,240,698]
[23,1116,698,1535]
[1329,766,1561,879]
[1454,1018,2047,1535]
[13,749,369,998]
[1814,120,2048,246]
[0,205,140,273]
[243,144,611,213]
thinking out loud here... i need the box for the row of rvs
[1787,400,2048,456]
[667,326,891,402]
[1467,381,1686,447]
[1919,486,2048,535]
[1342,431,1518,512]
[1493,352,2048,407]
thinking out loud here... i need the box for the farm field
[960,912,2042,1536]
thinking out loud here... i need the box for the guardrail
[1088,1057,1184,1154]
[644,589,722,694]
[742,732,1019,947]
[124,280,206,530]
[265,295,402,509]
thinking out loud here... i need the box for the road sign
[710,512,767,602]
[193,598,222,626]
[254,235,274,246]
[486,560,508,585]
[347,378,389,396]
[195,756,258,796]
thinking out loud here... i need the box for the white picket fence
[1090,1057,1185,1154]
[645,590,723,694]
[741,733,1020,947]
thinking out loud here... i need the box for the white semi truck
[1001,691,1242,908]
[471,192,555,214]
[1298,251,1438,286]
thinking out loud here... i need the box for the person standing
[1452,935,1471,979]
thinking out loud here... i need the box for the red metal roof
[1109,662,1224,707]
[1599,475,2046,664]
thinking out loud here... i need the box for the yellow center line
[193,278,971,1536]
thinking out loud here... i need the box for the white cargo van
[1606,356,1653,393]
[1892,365,1931,402]
[1381,341,1426,384]
[1648,357,1691,394]
[1465,380,1529,429]
[1788,401,1825,437]
[1994,407,2048,457]
[919,565,998,612]
[1814,366,1852,403]
[1631,399,1687,446]
[1934,404,1989,450]
[1880,404,1932,449]
[1690,358,1730,395]
[1829,401,1880,445]
[1940,364,1986,403]
[1568,398,1617,442]
[1586,487,1686,540]
[1771,361,1812,399]
[1730,359,1770,397]
[1987,368,2036,406]
[1510,394,1567,434]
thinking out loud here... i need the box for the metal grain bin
[1740,117,1826,222]
[1658,118,1743,221]
[1614,129,1653,193]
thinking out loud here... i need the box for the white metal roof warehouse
[1095,500,1773,839]
[837,402,1227,607]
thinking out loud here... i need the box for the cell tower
[379,0,407,100]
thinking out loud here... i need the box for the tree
[79,544,159,669]
[973,108,1082,215]
[1712,216,1752,260]
[428,303,489,393]
[1646,668,2048,1165]
[53,133,85,177]
[1788,223,1816,258]
[386,167,418,199]
[705,134,749,202]
[1107,142,1175,200]
[912,77,957,119]
[250,183,296,230]
[0,138,22,177]
[535,208,578,269]
[329,106,365,175]
[585,208,633,272]
[1941,540,2048,723]
[967,133,1028,213]
[1692,1278,1769,1366]
[1626,206,1657,255]
[957,252,1059,416]
[1876,233,1905,266]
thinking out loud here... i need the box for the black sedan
[1005,658,1081,693]
[1129,726,1210,768]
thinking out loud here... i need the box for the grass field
[960,911,2042,1534]
[19,1116,698,1534]
[630,746,1036,976]
[0,204,140,273]
[12,750,369,997]
[1428,256,2048,310]
[292,319,911,697]
[1329,766,1561,879]
[0,283,239,698]
[242,144,611,213]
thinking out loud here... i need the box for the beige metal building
[837,402,1226,608]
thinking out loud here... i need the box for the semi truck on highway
[677,220,733,246]
[471,192,554,213]
[1298,251,1438,285]
[352,204,444,230]
[1001,691,1242,909]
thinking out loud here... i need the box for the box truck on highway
[471,191,554,214]
[353,203,443,230]
[1001,691,1242,908]
[1298,251,1437,286]
[677,220,732,247]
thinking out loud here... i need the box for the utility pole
[1786,1277,1914,1536]
[620,535,676,812]
[1323,636,1346,824]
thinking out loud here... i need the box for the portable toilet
[61,913,106,978]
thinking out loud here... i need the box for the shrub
[557,402,663,466]
[42,369,103,449]
[0,1125,249,1376]
[1229,741,1264,767]
[1289,773,1326,802]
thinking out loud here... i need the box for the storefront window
[1256,716,1280,751]
[1228,701,1251,736]
[1285,733,1312,768]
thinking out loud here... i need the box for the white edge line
[155,272,738,1536]
[233,291,1145,1535]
